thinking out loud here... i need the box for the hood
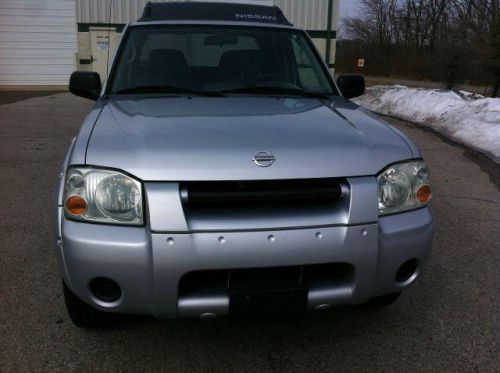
[85,96,413,181]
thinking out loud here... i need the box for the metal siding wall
[0,0,77,85]
[76,0,339,31]
[78,0,167,24]
[275,0,328,30]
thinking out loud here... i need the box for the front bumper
[55,207,433,319]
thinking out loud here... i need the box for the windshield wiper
[221,86,331,98]
[113,85,224,97]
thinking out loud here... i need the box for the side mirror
[337,74,365,99]
[69,72,101,101]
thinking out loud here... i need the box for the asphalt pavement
[0,93,498,372]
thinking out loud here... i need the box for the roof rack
[138,1,292,26]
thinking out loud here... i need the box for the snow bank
[353,85,500,164]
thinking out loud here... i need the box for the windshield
[109,25,336,96]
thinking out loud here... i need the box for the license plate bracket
[229,287,308,317]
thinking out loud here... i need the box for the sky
[339,0,362,19]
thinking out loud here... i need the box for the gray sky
[339,0,362,19]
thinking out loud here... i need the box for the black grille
[181,179,343,207]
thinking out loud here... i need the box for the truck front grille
[179,178,350,231]
[181,178,344,207]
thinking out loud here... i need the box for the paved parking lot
[0,93,499,372]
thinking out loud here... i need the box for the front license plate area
[229,287,308,317]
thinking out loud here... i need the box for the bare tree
[338,0,500,95]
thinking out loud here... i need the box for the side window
[291,37,323,91]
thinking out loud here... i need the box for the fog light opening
[395,259,419,286]
[90,277,122,303]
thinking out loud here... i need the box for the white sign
[97,41,109,50]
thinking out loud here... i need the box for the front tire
[63,281,109,328]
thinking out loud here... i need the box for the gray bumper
[56,207,433,319]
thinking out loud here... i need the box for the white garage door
[0,0,77,86]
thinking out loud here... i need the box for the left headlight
[378,160,432,215]
[63,167,143,225]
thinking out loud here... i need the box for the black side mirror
[69,72,101,101]
[337,74,365,99]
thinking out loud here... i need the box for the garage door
[0,0,77,86]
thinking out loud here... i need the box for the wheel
[368,292,401,307]
[62,281,109,328]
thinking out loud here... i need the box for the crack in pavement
[435,194,498,204]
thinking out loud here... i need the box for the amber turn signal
[66,195,87,215]
[416,185,432,203]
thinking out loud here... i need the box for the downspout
[325,0,333,66]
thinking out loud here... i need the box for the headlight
[63,167,143,225]
[378,160,432,215]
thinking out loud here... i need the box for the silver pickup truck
[55,2,433,327]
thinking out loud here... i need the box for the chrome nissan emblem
[253,151,275,167]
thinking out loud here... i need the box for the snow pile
[353,85,500,163]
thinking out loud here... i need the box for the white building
[0,0,78,86]
[0,0,339,88]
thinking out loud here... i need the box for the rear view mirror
[204,34,238,46]
[69,72,101,101]
[337,74,365,99]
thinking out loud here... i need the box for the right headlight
[63,167,144,225]
[378,160,432,215]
